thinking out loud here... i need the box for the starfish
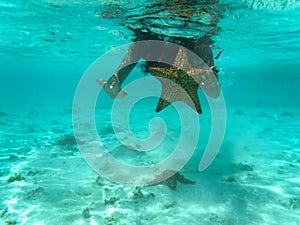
[149,170,195,190]
[147,46,217,114]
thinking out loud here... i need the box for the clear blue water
[0,1,300,224]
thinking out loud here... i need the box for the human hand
[96,75,127,98]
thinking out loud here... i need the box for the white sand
[0,104,299,225]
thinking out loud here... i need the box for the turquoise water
[1,0,300,224]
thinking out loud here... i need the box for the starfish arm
[173,46,192,71]
[162,178,177,190]
[156,98,171,113]
[175,173,196,185]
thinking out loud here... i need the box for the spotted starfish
[147,46,217,114]
[149,170,195,190]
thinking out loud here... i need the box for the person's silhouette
[98,0,223,113]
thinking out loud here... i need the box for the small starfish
[148,46,218,114]
[149,170,195,190]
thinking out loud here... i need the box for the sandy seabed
[0,103,299,225]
